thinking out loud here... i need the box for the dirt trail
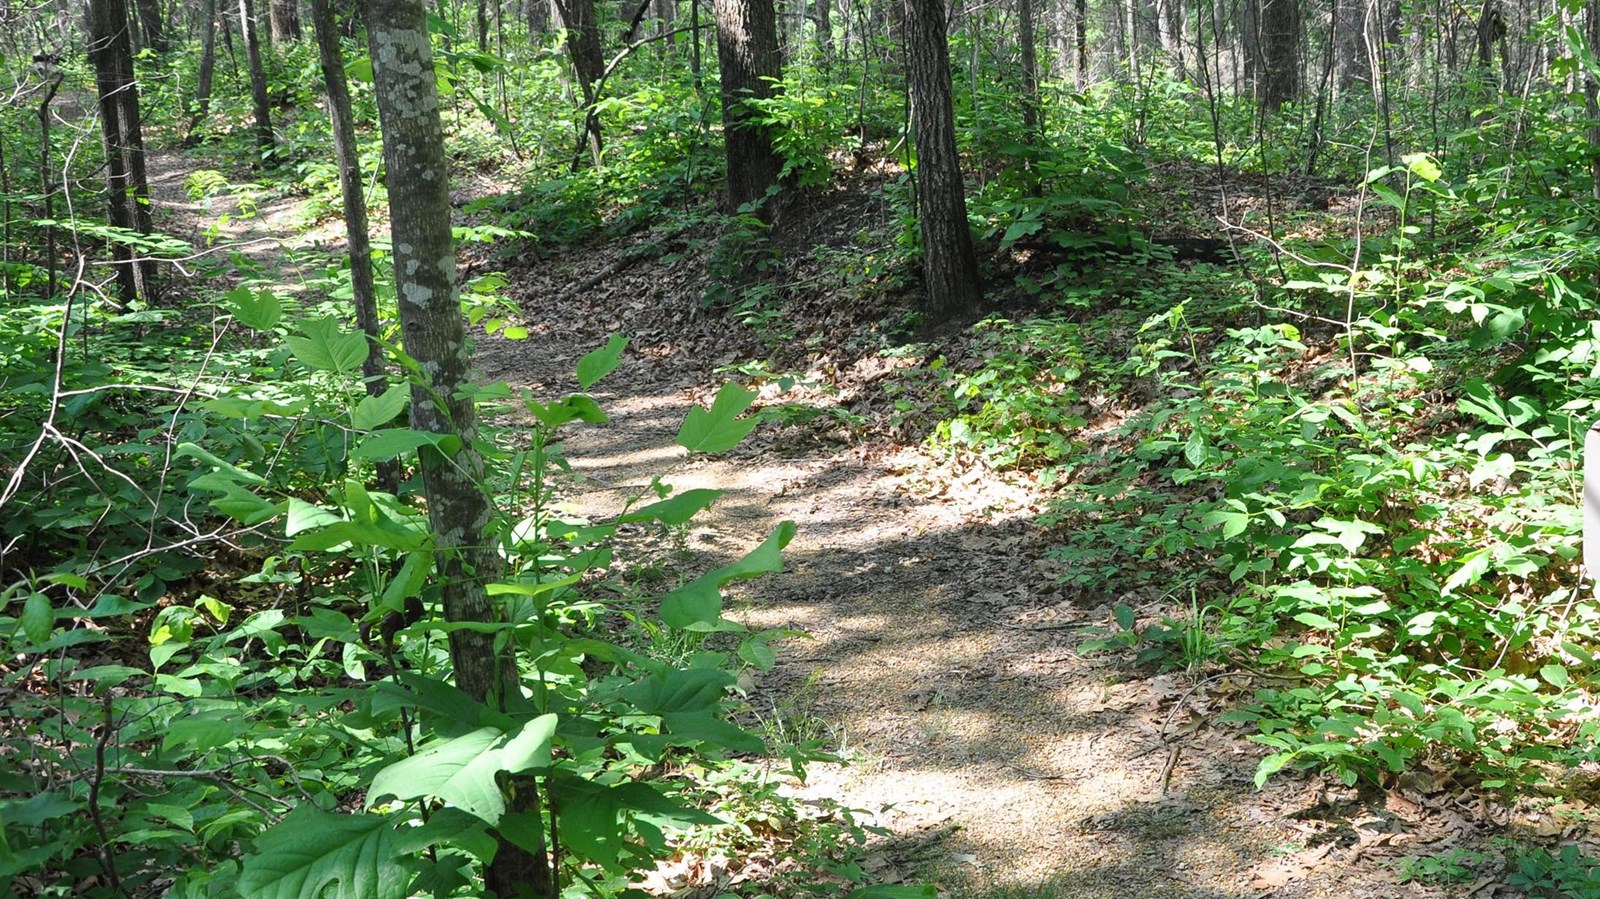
[478,256,1437,899]
[145,144,1438,898]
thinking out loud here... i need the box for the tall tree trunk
[86,0,155,305]
[240,0,275,154]
[1588,0,1600,198]
[1333,0,1365,93]
[185,0,219,143]
[812,0,830,60]
[312,0,398,493]
[715,0,784,216]
[1018,0,1041,134]
[1075,0,1087,86]
[904,0,980,320]
[270,0,302,40]
[1258,0,1298,108]
[363,0,552,893]
[554,0,604,159]
[477,0,489,48]
[135,0,167,50]
[1157,0,1185,78]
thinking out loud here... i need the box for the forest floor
[151,149,1523,899]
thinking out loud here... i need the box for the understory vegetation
[7,0,1600,894]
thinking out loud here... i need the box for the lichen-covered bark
[904,0,981,320]
[715,0,784,216]
[365,3,550,894]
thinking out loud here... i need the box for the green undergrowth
[900,147,1600,792]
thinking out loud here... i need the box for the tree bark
[714,0,784,216]
[240,0,276,154]
[312,0,398,493]
[904,0,980,320]
[135,0,168,51]
[554,0,604,159]
[364,0,550,894]
[1018,0,1041,134]
[185,0,219,143]
[1258,0,1299,109]
[270,0,302,40]
[86,0,155,305]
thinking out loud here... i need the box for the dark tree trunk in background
[1259,0,1299,109]
[1075,0,1086,86]
[477,0,489,49]
[86,0,155,305]
[1333,0,1367,92]
[812,0,830,60]
[135,0,168,51]
[1588,0,1600,197]
[554,0,604,158]
[364,0,552,893]
[904,0,980,320]
[714,0,784,216]
[186,0,219,143]
[312,0,398,493]
[1018,0,1041,134]
[240,0,275,154]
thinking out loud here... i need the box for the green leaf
[286,317,369,374]
[176,442,267,486]
[677,382,760,453]
[622,668,734,715]
[618,489,723,526]
[21,592,53,645]
[848,886,938,899]
[661,521,795,629]
[1540,664,1571,688]
[351,387,410,431]
[1293,612,1339,631]
[227,287,282,331]
[1442,548,1491,596]
[239,805,406,899]
[369,727,508,823]
[1402,152,1442,182]
[577,334,628,389]
[1201,509,1249,539]
[350,429,460,462]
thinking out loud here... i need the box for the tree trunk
[135,0,168,51]
[186,0,219,143]
[1588,0,1599,197]
[312,0,398,493]
[1075,0,1086,86]
[240,0,276,154]
[270,0,302,40]
[554,0,604,159]
[715,0,784,216]
[363,0,552,892]
[1258,0,1298,109]
[1156,0,1185,79]
[812,0,830,60]
[477,0,489,49]
[904,0,980,320]
[1333,0,1366,92]
[86,0,155,306]
[1018,0,1041,134]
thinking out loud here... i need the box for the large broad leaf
[227,286,283,331]
[620,667,734,715]
[618,489,723,526]
[239,804,406,899]
[369,728,507,823]
[368,715,558,825]
[286,317,369,374]
[677,382,759,453]
[351,387,410,431]
[661,521,796,629]
[350,428,460,462]
[577,334,628,389]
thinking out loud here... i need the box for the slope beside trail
[145,145,1466,898]
[477,211,1471,899]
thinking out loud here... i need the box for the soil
[151,149,1529,899]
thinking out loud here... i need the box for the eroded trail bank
[477,245,1433,899]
